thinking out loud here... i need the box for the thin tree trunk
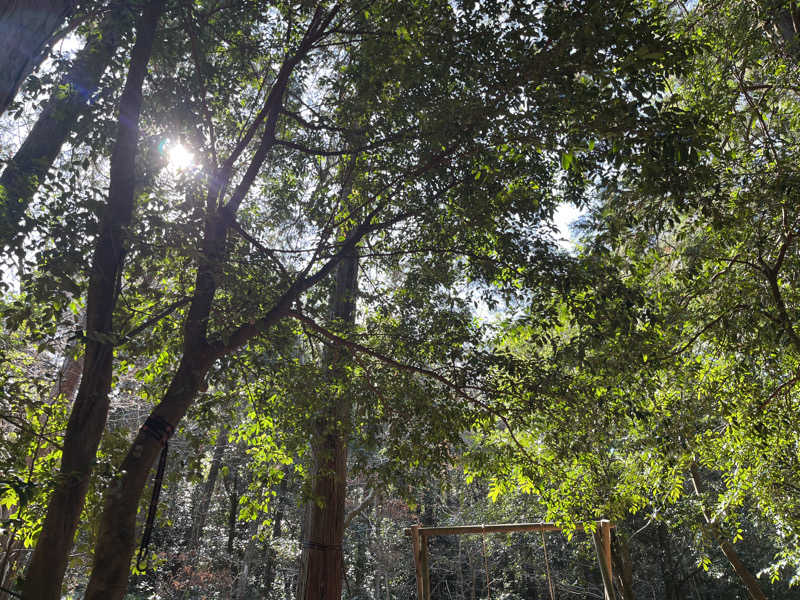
[611,531,635,600]
[263,472,288,597]
[689,464,766,600]
[21,2,165,598]
[188,427,227,550]
[0,0,130,248]
[234,519,260,599]
[0,0,76,116]
[297,242,359,600]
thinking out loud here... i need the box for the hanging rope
[136,414,174,571]
[481,525,492,600]
[541,530,555,600]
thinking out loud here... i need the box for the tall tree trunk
[21,2,166,598]
[297,243,359,600]
[187,428,227,550]
[83,352,212,600]
[0,0,130,249]
[0,0,76,117]
[234,519,260,599]
[611,530,635,600]
[81,10,340,597]
[689,464,766,600]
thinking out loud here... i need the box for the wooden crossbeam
[405,520,617,600]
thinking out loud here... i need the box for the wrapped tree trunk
[0,0,76,116]
[0,0,131,248]
[21,1,166,597]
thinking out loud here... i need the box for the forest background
[1,0,800,599]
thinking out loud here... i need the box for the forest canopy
[1,0,799,599]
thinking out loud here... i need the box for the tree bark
[0,0,131,249]
[611,530,635,600]
[84,351,212,599]
[21,2,165,598]
[689,464,766,600]
[187,427,227,550]
[296,242,359,600]
[0,0,76,117]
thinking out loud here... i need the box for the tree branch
[285,309,535,464]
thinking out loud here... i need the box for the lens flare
[167,142,194,170]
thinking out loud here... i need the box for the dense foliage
[1,0,799,598]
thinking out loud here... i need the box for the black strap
[141,414,174,445]
[136,415,173,571]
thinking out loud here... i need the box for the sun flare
[166,142,194,171]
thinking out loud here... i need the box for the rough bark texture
[0,0,75,116]
[0,0,130,248]
[21,2,165,598]
[297,245,359,600]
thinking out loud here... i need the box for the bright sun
[167,142,194,170]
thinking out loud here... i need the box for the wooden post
[405,520,617,600]
[410,525,424,600]
[594,520,616,600]
[420,530,431,600]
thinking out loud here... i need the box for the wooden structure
[406,520,616,600]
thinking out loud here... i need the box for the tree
[22,0,166,596]
[0,0,132,250]
[0,0,712,597]
[466,0,800,594]
[0,0,77,116]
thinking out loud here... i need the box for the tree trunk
[689,464,766,600]
[0,0,130,248]
[188,428,227,550]
[83,351,212,599]
[297,244,359,600]
[234,519,260,599]
[82,10,335,597]
[0,0,76,116]
[611,530,635,600]
[21,2,165,598]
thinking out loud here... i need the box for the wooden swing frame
[405,520,617,600]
